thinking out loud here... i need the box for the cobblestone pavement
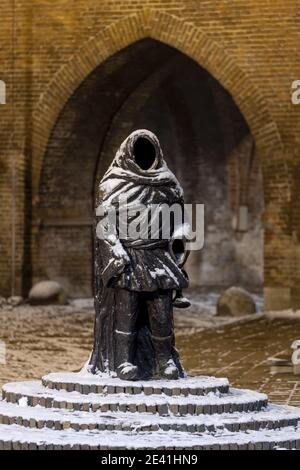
[0,306,300,407]
[178,317,300,407]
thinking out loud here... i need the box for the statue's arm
[95,212,130,287]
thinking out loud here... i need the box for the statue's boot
[115,331,138,380]
[151,334,179,380]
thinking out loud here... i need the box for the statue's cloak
[89,130,188,376]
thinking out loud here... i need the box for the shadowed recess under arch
[36,38,263,297]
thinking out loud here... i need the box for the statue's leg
[89,286,114,374]
[114,288,139,380]
[146,290,180,380]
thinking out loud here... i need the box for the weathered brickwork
[0,1,299,309]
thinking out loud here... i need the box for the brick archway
[32,9,286,191]
[31,9,292,308]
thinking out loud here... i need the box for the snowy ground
[0,288,300,407]
[69,288,265,333]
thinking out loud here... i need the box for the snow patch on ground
[69,298,94,309]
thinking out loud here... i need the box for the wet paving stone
[178,316,300,406]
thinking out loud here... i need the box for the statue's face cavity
[133,137,157,170]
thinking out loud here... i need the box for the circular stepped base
[2,381,268,415]
[0,400,299,434]
[1,372,300,450]
[1,423,300,450]
[42,372,229,396]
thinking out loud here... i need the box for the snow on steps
[42,372,230,396]
[0,400,299,434]
[1,423,300,450]
[1,372,300,449]
[2,381,268,415]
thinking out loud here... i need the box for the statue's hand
[102,247,131,287]
[116,250,130,267]
[114,254,130,275]
[106,256,130,288]
[111,238,130,265]
[101,237,131,286]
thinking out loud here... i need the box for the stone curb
[0,410,298,434]
[2,389,268,416]
[42,378,229,396]
[0,437,300,450]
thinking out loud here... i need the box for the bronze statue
[89,130,190,380]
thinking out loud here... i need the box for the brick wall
[0,1,298,309]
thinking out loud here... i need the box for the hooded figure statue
[89,129,190,380]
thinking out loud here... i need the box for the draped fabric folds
[89,130,188,375]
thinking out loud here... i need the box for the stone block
[146,404,156,414]
[29,281,67,305]
[157,403,168,415]
[217,286,256,317]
